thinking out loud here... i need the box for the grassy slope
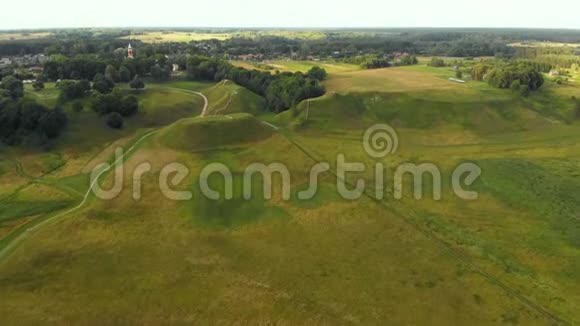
[1,67,579,323]
[274,65,580,322]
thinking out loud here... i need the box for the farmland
[1,52,580,323]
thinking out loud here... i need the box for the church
[127,43,134,59]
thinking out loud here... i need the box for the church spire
[127,42,134,59]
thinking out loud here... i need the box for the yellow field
[0,32,52,41]
[120,32,231,43]
[230,60,361,74]
[508,41,580,48]
[325,66,468,93]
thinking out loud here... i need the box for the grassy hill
[1,65,579,324]
[156,113,274,152]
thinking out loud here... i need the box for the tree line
[185,56,326,112]
[0,76,67,145]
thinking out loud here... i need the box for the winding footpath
[0,88,209,262]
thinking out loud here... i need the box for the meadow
[120,32,231,43]
[0,63,579,324]
[120,30,329,43]
[0,32,52,41]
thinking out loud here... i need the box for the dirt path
[162,87,209,116]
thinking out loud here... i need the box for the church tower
[127,43,134,59]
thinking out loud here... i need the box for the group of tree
[90,92,139,129]
[428,57,446,67]
[185,55,325,112]
[486,62,544,95]
[0,76,67,145]
[43,54,171,83]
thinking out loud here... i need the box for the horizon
[3,26,580,32]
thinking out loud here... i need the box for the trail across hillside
[0,87,209,263]
[162,87,209,116]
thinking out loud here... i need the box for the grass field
[1,65,579,324]
[508,41,580,48]
[0,32,52,41]
[120,30,327,43]
[231,60,361,74]
[120,32,231,43]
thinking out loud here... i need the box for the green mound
[157,113,274,151]
[206,82,266,116]
[276,92,552,134]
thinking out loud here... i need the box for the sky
[1,0,579,30]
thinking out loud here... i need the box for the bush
[455,70,463,79]
[119,95,139,117]
[307,66,327,81]
[129,75,145,91]
[32,80,45,91]
[428,57,446,67]
[106,112,124,129]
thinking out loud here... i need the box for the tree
[38,108,67,138]
[151,64,170,81]
[428,57,446,67]
[119,65,131,82]
[1,76,24,98]
[91,93,121,116]
[58,80,91,102]
[129,75,145,91]
[397,55,418,66]
[92,73,114,94]
[106,112,124,129]
[32,80,45,91]
[471,64,490,81]
[119,95,139,117]
[105,65,119,82]
[307,66,327,81]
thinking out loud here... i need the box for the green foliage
[119,95,139,117]
[0,76,24,98]
[396,55,419,66]
[57,79,91,102]
[91,92,139,118]
[104,64,119,82]
[150,64,171,81]
[306,66,327,81]
[344,54,391,69]
[428,57,446,67]
[129,75,145,91]
[32,80,45,91]
[486,62,544,91]
[119,65,131,82]
[471,63,491,81]
[455,70,463,79]
[106,112,123,129]
[92,73,114,94]
[0,95,67,144]
[186,56,324,113]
